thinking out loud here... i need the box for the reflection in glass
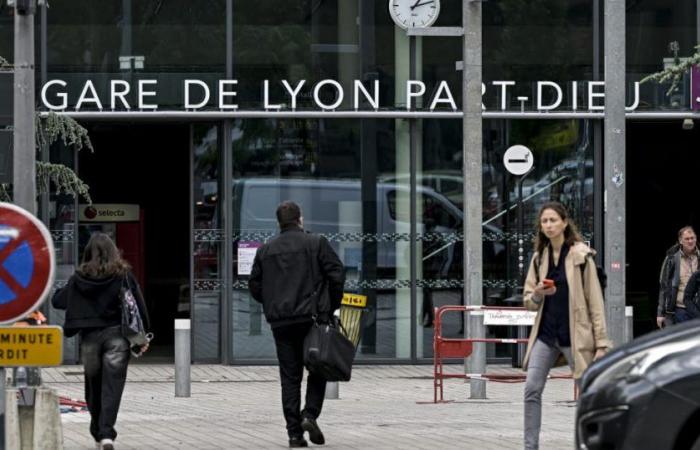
[231,118,417,360]
[192,124,221,361]
[628,2,696,110]
[418,119,594,360]
[46,1,226,108]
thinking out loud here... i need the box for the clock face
[389,0,440,30]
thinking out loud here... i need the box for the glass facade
[46,1,226,108]
[628,1,697,110]
[0,1,696,362]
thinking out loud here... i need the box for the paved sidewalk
[44,365,576,449]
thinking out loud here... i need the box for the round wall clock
[389,0,441,30]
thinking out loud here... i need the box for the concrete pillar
[604,0,626,347]
[13,0,36,211]
[463,0,486,399]
[32,388,63,450]
[5,387,62,450]
[6,388,21,450]
[624,306,634,344]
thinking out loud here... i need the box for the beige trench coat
[522,241,612,379]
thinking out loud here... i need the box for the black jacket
[682,271,700,319]
[52,271,150,337]
[658,244,700,315]
[249,227,345,328]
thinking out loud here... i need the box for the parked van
[232,177,505,280]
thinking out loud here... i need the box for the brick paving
[41,364,576,449]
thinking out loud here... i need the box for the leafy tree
[641,43,700,96]
[1,58,92,203]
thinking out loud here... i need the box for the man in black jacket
[657,226,700,327]
[249,201,345,448]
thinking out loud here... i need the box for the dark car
[576,320,700,450]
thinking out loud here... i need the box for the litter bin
[339,293,367,348]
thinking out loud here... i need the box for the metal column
[463,0,485,399]
[604,0,626,346]
[13,1,36,211]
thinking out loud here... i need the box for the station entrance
[627,120,700,336]
[77,123,191,362]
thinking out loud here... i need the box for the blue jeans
[524,339,575,450]
[675,308,694,323]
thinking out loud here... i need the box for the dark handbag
[302,235,355,381]
[304,316,355,382]
[120,276,149,347]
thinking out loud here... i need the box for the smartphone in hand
[542,278,555,289]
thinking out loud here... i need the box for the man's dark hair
[276,201,302,228]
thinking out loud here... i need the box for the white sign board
[483,309,536,326]
[503,145,534,175]
[237,241,261,276]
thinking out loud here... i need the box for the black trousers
[81,326,130,442]
[272,322,327,437]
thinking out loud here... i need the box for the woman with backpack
[52,233,150,450]
[522,201,611,450]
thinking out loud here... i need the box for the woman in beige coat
[522,201,611,450]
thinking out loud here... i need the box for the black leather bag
[302,235,355,381]
[304,316,355,382]
[120,276,149,347]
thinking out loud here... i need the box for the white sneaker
[99,439,115,450]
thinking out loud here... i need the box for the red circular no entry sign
[0,203,55,324]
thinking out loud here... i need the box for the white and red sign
[0,203,55,324]
[79,204,140,222]
[483,309,536,326]
[237,241,261,276]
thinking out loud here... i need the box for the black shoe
[289,436,308,448]
[301,417,325,445]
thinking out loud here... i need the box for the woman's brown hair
[533,201,584,254]
[77,233,130,278]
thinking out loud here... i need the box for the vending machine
[78,204,145,288]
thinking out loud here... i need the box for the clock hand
[410,0,422,10]
[413,0,435,7]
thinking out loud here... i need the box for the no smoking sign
[0,203,55,324]
[503,145,534,176]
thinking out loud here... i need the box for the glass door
[191,124,223,362]
[43,143,80,364]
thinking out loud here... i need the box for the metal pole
[517,168,534,280]
[516,168,533,367]
[175,319,191,397]
[9,3,37,447]
[463,0,485,399]
[409,35,417,362]
[13,0,36,212]
[604,0,626,347]
[326,382,339,400]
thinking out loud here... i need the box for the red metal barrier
[432,305,572,403]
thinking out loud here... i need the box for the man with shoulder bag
[249,201,345,448]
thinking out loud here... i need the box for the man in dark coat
[249,201,345,448]
[657,226,700,327]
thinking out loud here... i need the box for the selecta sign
[39,79,643,112]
